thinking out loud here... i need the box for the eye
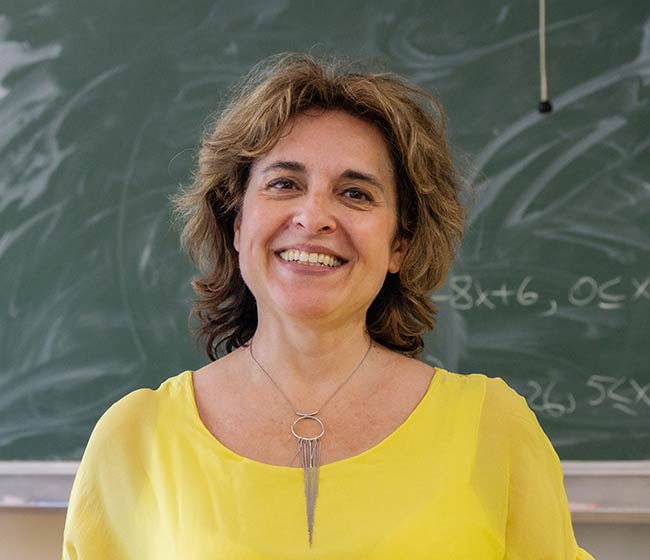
[268,178,298,190]
[342,187,373,202]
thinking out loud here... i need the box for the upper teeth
[279,250,343,267]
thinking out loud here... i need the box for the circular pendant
[291,413,325,441]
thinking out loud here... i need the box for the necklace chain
[248,336,373,416]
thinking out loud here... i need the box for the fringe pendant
[300,436,320,547]
[292,412,325,547]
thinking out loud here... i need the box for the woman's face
[234,109,407,326]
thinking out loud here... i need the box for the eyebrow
[261,160,385,191]
[341,169,384,191]
[261,160,305,174]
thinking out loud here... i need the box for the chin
[279,302,337,320]
[271,292,346,321]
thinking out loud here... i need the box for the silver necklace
[248,337,373,547]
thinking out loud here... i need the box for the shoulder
[433,368,548,450]
[73,371,194,495]
[436,368,532,416]
[86,371,192,449]
[449,371,563,473]
[479,373,536,422]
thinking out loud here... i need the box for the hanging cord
[538,0,553,113]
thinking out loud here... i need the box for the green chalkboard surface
[1,0,649,461]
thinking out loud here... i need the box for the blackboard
[1,0,648,461]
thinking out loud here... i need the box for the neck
[246,314,374,402]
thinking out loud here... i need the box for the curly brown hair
[172,53,469,359]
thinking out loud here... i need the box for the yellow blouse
[62,368,594,559]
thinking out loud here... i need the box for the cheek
[363,216,399,255]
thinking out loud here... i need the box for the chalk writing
[528,379,576,417]
[432,275,649,316]
[525,375,650,417]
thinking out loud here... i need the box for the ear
[233,212,241,252]
[388,237,408,273]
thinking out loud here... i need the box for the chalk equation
[526,375,650,417]
[432,275,650,316]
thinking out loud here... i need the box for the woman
[62,54,594,559]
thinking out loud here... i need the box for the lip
[274,243,349,262]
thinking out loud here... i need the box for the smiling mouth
[278,250,345,268]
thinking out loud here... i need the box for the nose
[291,191,336,234]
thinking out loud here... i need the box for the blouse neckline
[181,367,444,474]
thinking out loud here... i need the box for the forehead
[251,109,395,180]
